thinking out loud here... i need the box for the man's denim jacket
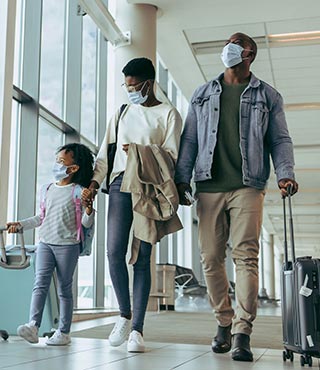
[175,73,295,190]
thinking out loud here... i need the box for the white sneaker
[127,330,145,353]
[17,320,39,344]
[108,317,131,347]
[45,329,71,346]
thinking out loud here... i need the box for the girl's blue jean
[107,174,152,334]
[30,242,79,333]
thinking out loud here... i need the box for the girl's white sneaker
[45,329,71,346]
[17,320,39,343]
[127,330,145,353]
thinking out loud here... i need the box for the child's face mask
[52,162,74,181]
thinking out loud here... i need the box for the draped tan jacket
[121,143,183,263]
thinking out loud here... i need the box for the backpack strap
[72,184,84,242]
[40,183,53,224]
[115,103,128,139]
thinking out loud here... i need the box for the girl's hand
[6,222,22,233]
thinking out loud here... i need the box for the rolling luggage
[0,226,59,337]
[281,190,320,367]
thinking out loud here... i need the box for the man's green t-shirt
[196,79,248,193]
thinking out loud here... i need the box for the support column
[0,0,16,226]
[274,249,283,300]
[108,0,157,112]
[264,233,275,299]
[108,0,158,310]
[259,229,276,300]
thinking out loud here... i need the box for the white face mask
[220,43,251,68]
[126,81,149,105]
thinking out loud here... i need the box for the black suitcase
[281,190,320,367]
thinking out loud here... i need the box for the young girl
[6,143,94,346]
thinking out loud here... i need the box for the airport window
[6,100,20,244]
[80,14,98,144]
[77,251,94,308]
[39,0,66,118]
[13,0,22,87]
[34,118,64,242]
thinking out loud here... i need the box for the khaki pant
[196,188,265,335]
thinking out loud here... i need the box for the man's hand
[278,178,299,197]
[176,183,193,206]
[6,222,22,233]
[122,144,129,155]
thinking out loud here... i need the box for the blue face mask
[52,162,73,182]
[126,81,149,105]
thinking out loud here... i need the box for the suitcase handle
[0,226,30,269]
[282,185,295,270]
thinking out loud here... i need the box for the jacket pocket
[252,102,269,127]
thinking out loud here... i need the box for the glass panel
[105,256,119,309]
[13,0,22,87]
[6,100,20,245]
[77,246,94,308]
[39,0,65,118]
[35,118,63,242]
[81,15,97,143]
[171,82,177,107]
[158,62,168,96]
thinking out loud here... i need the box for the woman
[86,58,182,352]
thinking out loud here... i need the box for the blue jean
[30,242,79,333]
[107,174,152,334]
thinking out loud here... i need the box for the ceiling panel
[265,16,320,34]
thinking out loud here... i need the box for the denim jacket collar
[210,72,261,90]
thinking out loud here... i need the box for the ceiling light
[190,30,320,55]
[268,30,320,45]
[78,0,130,47]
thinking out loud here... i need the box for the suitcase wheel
[43,331,55,338]
[0,330,9,341]
[300,355,312,367]
[283,349,293,362]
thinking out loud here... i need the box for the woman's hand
[81,188,93,207]
[6,222,22,233]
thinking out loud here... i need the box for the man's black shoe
[211,324,232,353]
[231,333,253,362]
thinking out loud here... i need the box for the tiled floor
[1,335,319,370]
[1,306,319,370]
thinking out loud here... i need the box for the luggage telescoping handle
[282,185,295,270]
[0,226,8,263]
[0,226,29,269]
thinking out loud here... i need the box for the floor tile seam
[168,351,210,369]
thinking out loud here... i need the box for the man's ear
[249,51,256,64]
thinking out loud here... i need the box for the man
[175,32,298,362]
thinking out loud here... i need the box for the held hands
[278,178,299,197]
[6,222,22,233]
[176,183,194,206]
[81,188,97,215]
